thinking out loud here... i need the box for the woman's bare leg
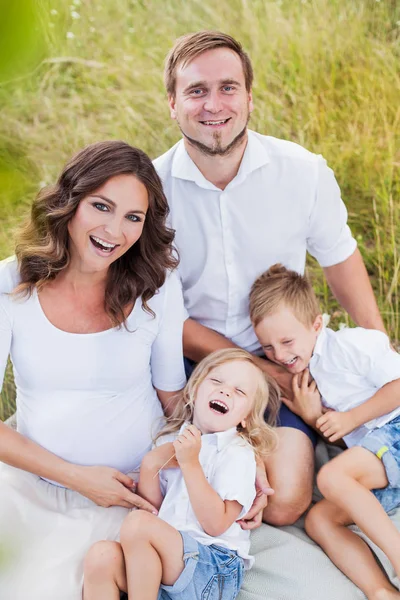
[120,510,185,600]
[83,541,127,600]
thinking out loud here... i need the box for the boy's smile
[254,304,323,375]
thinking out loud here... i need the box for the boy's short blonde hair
[250,264,321,327]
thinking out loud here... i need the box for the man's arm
[323,248,385,332]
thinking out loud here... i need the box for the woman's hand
[237,457,274,531]
[282,369,323,426]
[71,465,158,512]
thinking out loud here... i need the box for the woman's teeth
[90,236,117,252]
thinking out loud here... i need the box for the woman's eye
[126,214,141,222]
[93,202,109,212]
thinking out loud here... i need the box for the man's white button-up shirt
[154,130,357,354]
[156,425,256,569]
[309,327,400,447]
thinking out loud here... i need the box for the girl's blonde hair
[156,348,280,457]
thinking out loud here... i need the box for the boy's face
[254,304,322,374]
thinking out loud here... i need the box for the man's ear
[248,89,254,114]
[168,94,177,120]
[313,314,323,334]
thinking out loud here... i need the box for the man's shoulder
[249,130,321,164]
[153,140,182,181]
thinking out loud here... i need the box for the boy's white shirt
[153,424,257,569]
[309,326,400,447]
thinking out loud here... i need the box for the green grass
[1,0,399,419]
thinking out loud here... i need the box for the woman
[0,141,186,599]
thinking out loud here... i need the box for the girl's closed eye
[210,378,221,384]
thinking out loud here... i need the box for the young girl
[83,348,279,600]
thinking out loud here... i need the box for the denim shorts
[358,414,400,513]
[158,531,244,600]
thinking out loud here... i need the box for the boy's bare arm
[317,378,400,442]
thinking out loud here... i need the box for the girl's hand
[72,465,158,512]
[282,369,323,425]
[316,410,355,442]
[173,424,202,467]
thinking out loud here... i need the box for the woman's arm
[0,421,157,510]
[156,389,184,417]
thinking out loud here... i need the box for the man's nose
[203,91,223,113]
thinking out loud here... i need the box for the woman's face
[67,174,149,274]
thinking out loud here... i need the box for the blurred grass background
[0,0,399,419]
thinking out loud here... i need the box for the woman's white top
[0,257,186,476]
[157,425,257,569]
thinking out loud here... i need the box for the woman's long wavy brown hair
[14,141,178,326]
[156,348,280,458]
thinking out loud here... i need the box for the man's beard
[178,115,250,157]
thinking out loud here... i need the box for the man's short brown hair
[249,264,321,328]
[164,30,253,97]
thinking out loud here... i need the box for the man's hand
[72,465,158,512]
[316,410,356,442]
[173,424,202,467]
[237,458,274,531]
[282,369,323,426]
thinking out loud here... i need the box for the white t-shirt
[309,327,400,447]
[0,257,186,476]
[156,424,257,569]
[154,131,357,354]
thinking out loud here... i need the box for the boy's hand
[142,442,179,472]
[173,424,202,467]
[282,369,323,425]
[316,410,355,442]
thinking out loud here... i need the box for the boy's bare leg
[317,447,400,576]
[306,500,400,600]
[120,509,185,599]
[83,541,127,600]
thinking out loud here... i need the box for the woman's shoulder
[147,269,182,308]
[0,256,20,294]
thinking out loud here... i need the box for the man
[154,31,385,527]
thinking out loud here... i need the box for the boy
[249,264,400,600]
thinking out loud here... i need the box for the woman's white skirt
[0,462,131,600]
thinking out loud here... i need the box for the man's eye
[190,89,204,96]
[223,86,234,92]
[93,202,108,212]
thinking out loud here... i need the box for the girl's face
[67,174,149,274]
[192,360,259,434]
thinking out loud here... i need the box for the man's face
[169,47,253,156]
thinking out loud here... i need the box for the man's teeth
[202,119,228,125]
[284,357,297,365]
[91,236,117,250]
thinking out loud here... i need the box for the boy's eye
[93,202,109,212]
[263,345,273,352]
[283,340,293,345]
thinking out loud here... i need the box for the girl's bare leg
[318,447,400,576]
[83,541,127,600]
[120,510,185,600]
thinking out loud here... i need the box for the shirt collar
[312,326,328,359]
[170,130,270,190]
[179,422,239,451]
